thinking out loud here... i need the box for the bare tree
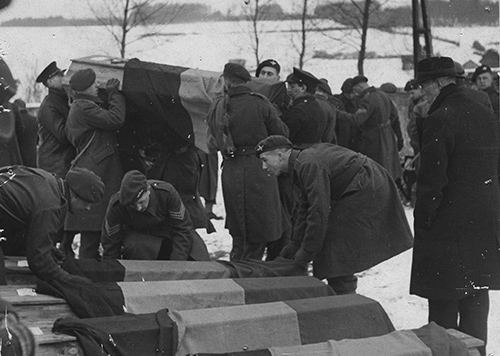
[87,0,183,58]
[290,0,310,69]
[242,0,284,68]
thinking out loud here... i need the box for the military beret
[69,68,96,91]
[256,59,281,77]
[341,78,354,94]
[223,62,251,82]
[119,170,148,206]
[416,57,456,84]
[351,75,368,87]
[404,79,420,91]
[380,82,397,94]
[65,167,104,203]
[317,78,332,96]
[472,64,492,82]
[36,61,63,84]
[255,135,293,157]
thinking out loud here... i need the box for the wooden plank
[0,285,65,305]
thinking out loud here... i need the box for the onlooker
[255,59,281,82]
[472,64,499,115]
[411,57,500,355]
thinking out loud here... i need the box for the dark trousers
[230,236,266,261]
[327,275,358,295]
[428,290,489,356]
[79,231,101,259]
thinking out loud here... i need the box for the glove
[294,248,312,268]
[105,78,120,91]
[279,242,299,259]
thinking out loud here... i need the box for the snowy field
[1,19,498,353]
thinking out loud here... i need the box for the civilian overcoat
[37,88,75,178]
[410,84,500,299]
[285,144,413,280]
[65,90,125,231]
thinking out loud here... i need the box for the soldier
[256,135,413,294]
[404,79,429,156]
[333,78,360,150]
[314,79,337,144]
[255,59,281,82]
[283,68,327,148]
[36,61,75,178]
[472,64,499,116]
[0,165,104,283]
[410,57,500,354]
[208,63,288,260]
[101,170,209,261]
[351,75,404,180]
[65,68,125,259]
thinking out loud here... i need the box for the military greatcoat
[65,89,125,231]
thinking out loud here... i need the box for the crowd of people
[0,55,499,354]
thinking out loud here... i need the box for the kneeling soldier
[101,170,210,260]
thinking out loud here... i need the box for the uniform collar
[292,93,315,106]
[74,93,103,104]
[227,84,251,97]
[287,149,302,174]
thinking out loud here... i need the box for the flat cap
[36,61,63,84]
[341,78,354,94]
[416,57,456,84]
[351,75,368,87]
[223,62,251,82]
[66,167,104,203]
[256,59,281,77]
[286,67,321,89]
[255,135,292,156]
[404,79,420,91]
[472,64,492,82]
[119,170,148,206]
[69,68,96,91]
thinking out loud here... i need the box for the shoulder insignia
[104,219,121,236]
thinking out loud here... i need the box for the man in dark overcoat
[207,63,288,260]
[36,61,75,178]
[65,69,126,259]
[283,68,327,148]
[351,75,404,180]
[257,135,413,294]
[102,170,209,261]
[0,165,104,283]
[333,78,360,150]
[410,57,500,354]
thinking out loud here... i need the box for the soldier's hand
[106,78,120,90]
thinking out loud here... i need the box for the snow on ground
[199,172,500,355]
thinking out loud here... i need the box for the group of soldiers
[0,54,499,354]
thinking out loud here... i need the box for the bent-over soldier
[102,170,209,261]
[0,166,104,283]
[257,135,413,294]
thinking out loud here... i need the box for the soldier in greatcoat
[65,68,125,259]
[351,75,404,180]
[472,64,499,116]
[0,165,104,283]
[101,170,209,261]
[257,135,413,294]
[208,63,288,260]
[36,61,75,178]
[410,57,500,354]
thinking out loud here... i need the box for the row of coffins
[1,257,484,356]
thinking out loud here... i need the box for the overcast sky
[0,0,412,20]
